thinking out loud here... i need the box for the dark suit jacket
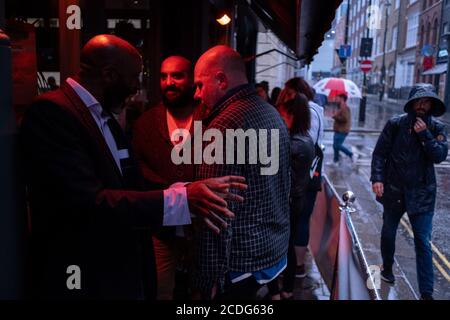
[20,83,164,300]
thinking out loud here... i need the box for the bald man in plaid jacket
[193,46,290,299]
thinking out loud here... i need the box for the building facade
[346,0,374,87]
[436,0,449,99]
[255,30,298,92]
[414,0,443,86]
[331,0,447,100]
[370,0,402,98]
[394,0,422,99]
[332,2,348,75]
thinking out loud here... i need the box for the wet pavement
[323,95,450,300]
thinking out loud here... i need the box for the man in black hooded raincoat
[371,83,448,300]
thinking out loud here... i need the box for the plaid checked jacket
[194,85,291,297]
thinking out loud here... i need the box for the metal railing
[309,175,381,300]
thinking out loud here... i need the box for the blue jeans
[381,207,434,296]
[333,132,353,162]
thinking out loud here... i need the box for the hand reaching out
[186,176,247,234]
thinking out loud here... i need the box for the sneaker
[295,264,307,278]
[326,161,340,168]
[380,268,395,284]
[420,294,434,300]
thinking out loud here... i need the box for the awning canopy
[250,0,343,64]
[250,0,300,54]
[422,63,448,75]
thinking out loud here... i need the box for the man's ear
[215,71,228,90]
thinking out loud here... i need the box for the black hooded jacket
[371,112,448,213]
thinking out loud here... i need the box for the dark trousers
[381,206,434,296]
[267,197,305,295]
[216,275,261,300]
[294,190,318,246]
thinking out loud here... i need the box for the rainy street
[1,0,449,304]
[323,94,450,300]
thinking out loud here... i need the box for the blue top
[228,255,287,284]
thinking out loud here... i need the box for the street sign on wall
[360,60,372,73]
[421,44,435,57]
[339,44,352,58]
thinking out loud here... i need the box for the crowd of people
[20,34,447,301]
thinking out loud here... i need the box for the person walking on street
[332,93,354,165]
[371,83,448,300]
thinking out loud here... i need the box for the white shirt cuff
[163,183,192,226]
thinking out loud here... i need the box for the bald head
[78,35,143,114]
[194,46,248,109]
[80,35,141,76]
[196,46,246,79]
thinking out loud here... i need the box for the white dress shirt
[66,78,191,226]
[167,109,194,237]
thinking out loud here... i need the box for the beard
[415,109,429,118]
[162,87,194,109]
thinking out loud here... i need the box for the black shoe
[380,268,395,284]
[295,264,307,278]
[420,294,434,300]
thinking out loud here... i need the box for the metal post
[358,0,372,123]
[341,0,351,77]
[359,71,368,122]
[390,0,402,99]
[344,0,350,46]
[380,1,390,101]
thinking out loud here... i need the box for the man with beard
[133,56,200,299]
[371,83,448,300]
[21,37,246,299]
